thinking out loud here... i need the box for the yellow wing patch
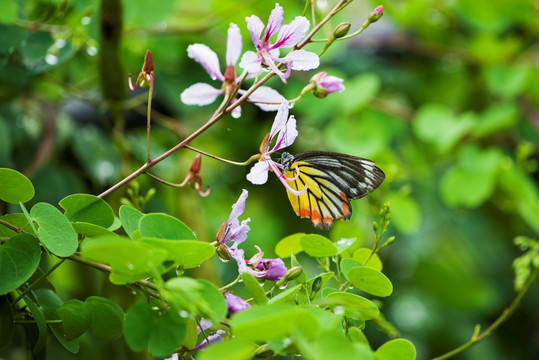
[284,161,352,230]
[280,151,384,229]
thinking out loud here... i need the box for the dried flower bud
[129,50,155,90]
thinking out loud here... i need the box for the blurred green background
[1,0,538,359]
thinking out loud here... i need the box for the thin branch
[431,266,539,360]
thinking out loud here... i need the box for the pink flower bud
[368,5,384,23]
[310,72,345,98]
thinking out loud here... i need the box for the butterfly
[281,151,385,230]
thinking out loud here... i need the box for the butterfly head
[280,152,295,171]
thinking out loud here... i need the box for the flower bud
[283,266,303,282]
[254,344,274,358]
[333,22,351,39]
[368,5,384,23]
[310,72,345,98]
[216,243,231,261]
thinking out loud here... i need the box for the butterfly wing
[283,151,385,229]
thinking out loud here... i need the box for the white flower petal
[285,49,320,71]
[187,44,224,81]
[246,15,264,47]
[269,100,289,141]
[180,83,222,106]
[239,51,262,74]
[272,115,297,152]
[246,161,270,185]
[247,86,286,111]
[226,23,242,66]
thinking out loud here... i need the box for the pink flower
[246,101,306,196]
[255,258,287,282]
[240,3,319,82]
[224,292,250,316]
[181,23,285,117]
[310,71,345,98]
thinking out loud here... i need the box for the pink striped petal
[272,16,310,49]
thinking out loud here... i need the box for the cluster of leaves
[1,0,539,359]
[1,167,417,359]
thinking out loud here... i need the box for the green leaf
[119,205,143,238]
[374,339,416,360]
[56,299,91,340]
[0,296,14,351]
[0,168,35,203]
[148,309,187,357]
[440,146,502,208]
[483,65,531,98]
[0,233,41,295]
[164,278,227,324]
[230,304,312,341]
[125,302,187,357]
[352,248,383,271]
[22,298,48,353]
[300,234,338,257]
[80,236,168,285]
[385,192,421,235]
[241,271,268,305]
[86,296,124,340]
[269,284,302,304]
[139,213,196,240]
[138,238,214,268]
[340,258,363,279]
[0,25,28,54]
[413,104,476,153]
[124,302,154,352]
[34,289,79,353]
[347,267,393,297]
[334,237,357,255]
[472,102,518,138]
[341,73,381,114]
[30,202,78,257]
[0,213,35,237]
[291,253,307,284]
[198,338,258,360]
[275,232,305,257]
[59,194,115,228]
[311,332,369,360]
[326,292,379,320]
[0,1,17,24]
[72,222,120,238]
[348,327,370,347]
[196,280,228,323]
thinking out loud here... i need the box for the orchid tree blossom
[240,3,320,82]
[180,23,285,117]
[246,101,307,196]
[216,189,289,280]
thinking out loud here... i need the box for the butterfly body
[281,151,385,230]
